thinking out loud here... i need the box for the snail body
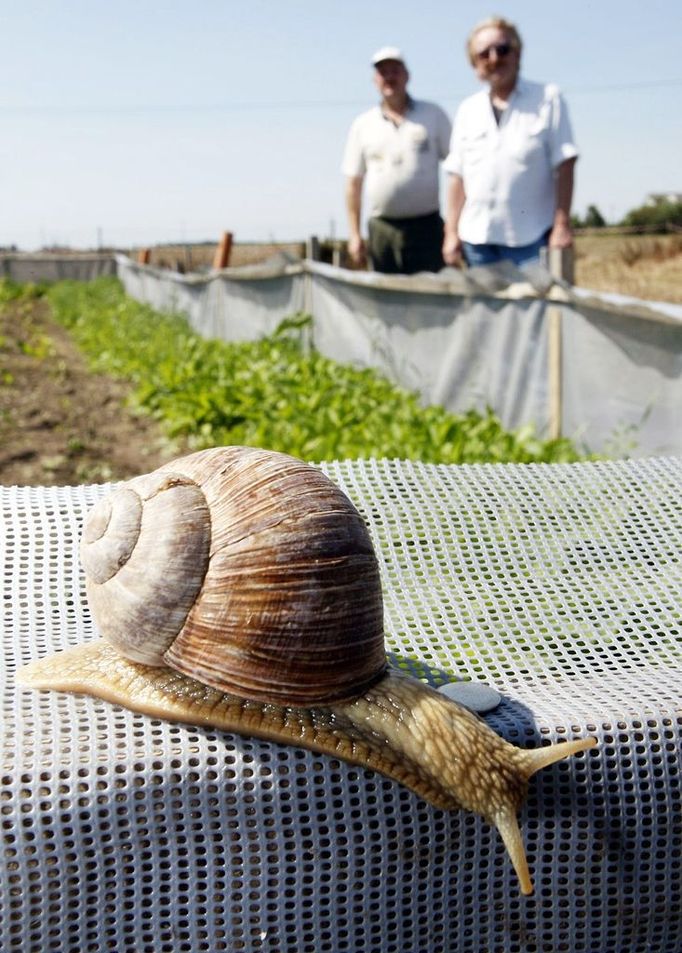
[18,446,595,895]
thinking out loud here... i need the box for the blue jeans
[462,231,549,267]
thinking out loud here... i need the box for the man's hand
[548,219,574,249]
[443,174,466,267]
[551,158,576,249]
[348,234,367,267]
[442,232,463,267]
[345,176,366,267]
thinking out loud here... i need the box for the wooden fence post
[547,246,575,440]
[213,231,233,270]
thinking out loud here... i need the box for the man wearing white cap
[342,47,451,273]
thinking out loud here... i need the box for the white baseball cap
[371,46,406,67]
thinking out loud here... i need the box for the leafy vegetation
[45,277,586,465]
[0,277,46,306]
[572,197,682,233]
[572,204,607,229]
[621,198,682,232]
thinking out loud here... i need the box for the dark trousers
[367,211,445,275]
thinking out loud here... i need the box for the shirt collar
[380,93,414,120]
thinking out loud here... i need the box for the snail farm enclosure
[111,254,682,459]
[2,250,680,456]
[1,257,682,952]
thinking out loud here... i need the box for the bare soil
[0,295,178,487]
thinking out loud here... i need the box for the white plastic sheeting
[562,292,682,456]
[309,267,551,435]
[112,255,682,457]
[1,253,117,283]
[118,256,306,342]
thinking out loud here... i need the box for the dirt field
[0,294,180,487]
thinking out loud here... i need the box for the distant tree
[621,199,682,232]
[583,204,607,228]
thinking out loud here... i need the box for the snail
[18,445,595,895]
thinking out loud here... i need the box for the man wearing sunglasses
[343,47,451,274]
[442,17,578,270]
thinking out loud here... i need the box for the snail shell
[77,446,386,706]
[18,446,595,895]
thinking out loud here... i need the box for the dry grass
[574,232,682,303]
[131,232,682,304]
[143,241,306,272]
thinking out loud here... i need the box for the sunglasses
[475,42,513,62]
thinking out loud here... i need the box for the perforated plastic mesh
[2,457,681,952]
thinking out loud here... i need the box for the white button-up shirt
[444,78,578,246]
[342,99,451,219]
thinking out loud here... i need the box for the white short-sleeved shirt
[444,78,578,246]
[342,99,452,219]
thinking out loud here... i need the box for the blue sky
[1,0,680,249]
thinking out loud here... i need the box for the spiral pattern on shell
[80,446,387,706]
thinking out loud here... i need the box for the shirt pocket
[459,127,489,166]
[512,106,552,164]
[512,125,547,169]
[409,125,430,154]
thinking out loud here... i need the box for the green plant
[46,277,589,465]
[621,198,682,232]
[19,333,54,360]
[582,204,607,228]
[0,279,47,308]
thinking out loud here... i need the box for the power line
[564,77,682,94]
[0,78,680,116]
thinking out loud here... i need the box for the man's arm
[345,176,366,266]
[442,174,466,266]
[549,157,577,248]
